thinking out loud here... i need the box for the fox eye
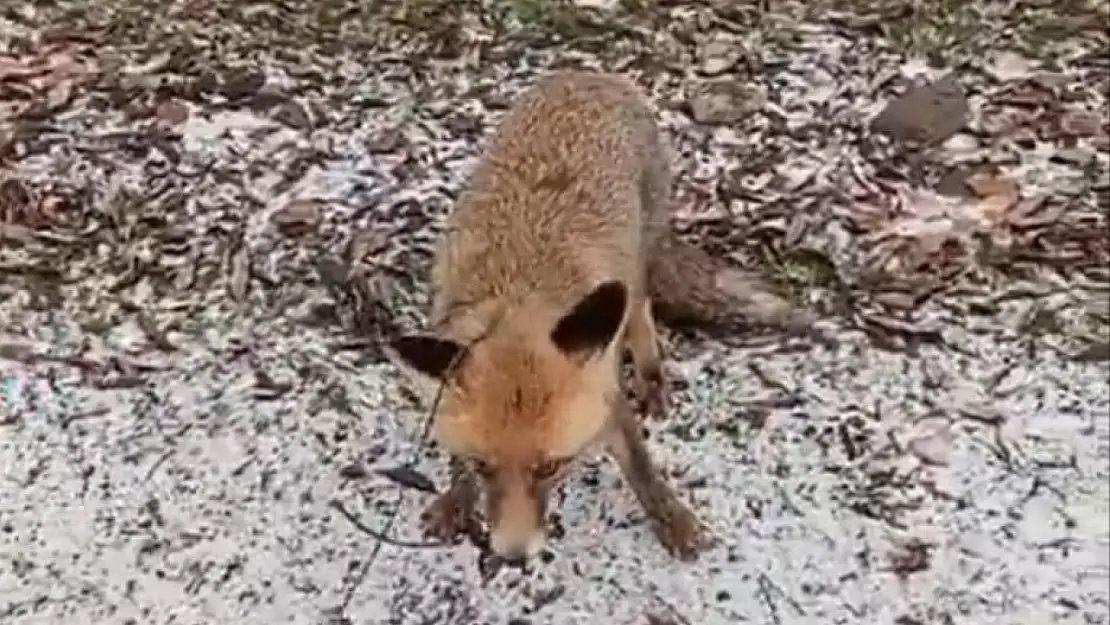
[532,459,566,480]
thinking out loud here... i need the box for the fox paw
[651,499,714,561]
[421,491,476,544]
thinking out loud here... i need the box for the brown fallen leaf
[1058,107,1103,138]
[376,466,438,494]
[227,242,251,301]
[250,362,292,399]
[338,463,370,479]
[135,312,177,352]
[964,171,1019,200]
[886,537,934,580]
[42,79,73,112]
[0,223,36,244]
[1069,340,1109,363]
[271,199,322,237]
[0,54,41,81]
[965,171,1021,226]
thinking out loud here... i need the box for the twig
[339,338,473,609]
[327,500,443,549]
[755,572,781,625]
[756,572,804,625]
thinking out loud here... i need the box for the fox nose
[489,530,545,563]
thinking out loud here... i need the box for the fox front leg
[603,397,714,560]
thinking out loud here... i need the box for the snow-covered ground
[1,3,1108,624]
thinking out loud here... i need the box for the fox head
[388,280,629,561]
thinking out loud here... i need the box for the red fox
[387,70,766,563]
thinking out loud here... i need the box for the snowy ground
[1,1,1108,624]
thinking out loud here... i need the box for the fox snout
[484,470,551,563]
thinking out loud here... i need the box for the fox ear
[550,280,628,357]
[388,335,467,382]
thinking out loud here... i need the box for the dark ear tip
[389,335,466,379]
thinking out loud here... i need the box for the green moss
[759,247,841,303]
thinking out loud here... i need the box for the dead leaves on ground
[0,177,81,231]
[271,199,324,238]
[0,336,166,390]
[850,168,1105,296]
[0,34,101,134]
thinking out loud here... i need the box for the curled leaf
[906,418,954,467]
[376,465,437,494]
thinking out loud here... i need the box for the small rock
[698,34,744,76]
[942,132,980,155]
[871,74,969,146]
[154,99,189,126]
[272,100,313,130]
[1029,71,1069,92]
[935,166,980,198]
[688,80,766,125]
[983,51,1038,82]
[220,68,267,101]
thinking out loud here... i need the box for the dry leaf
[688,80,766,125]
[906,417,954,467]
[376,466,438,493]
[0,55,39,81]
[227,245,251,301]
[1059,108,1103,137]
[887,537,934,579]
[271,199,322,237]
[37,193,76,227]
[964,172,1021,227]
[964,172,1019,200]
[983,51,1039,82]
[43,80,73,112]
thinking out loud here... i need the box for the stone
[698,34,744,76]
[688,80,766,125]
[871,73,970,146]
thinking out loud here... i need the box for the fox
[385,70,716,563]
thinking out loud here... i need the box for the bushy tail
[647,229,815,334]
